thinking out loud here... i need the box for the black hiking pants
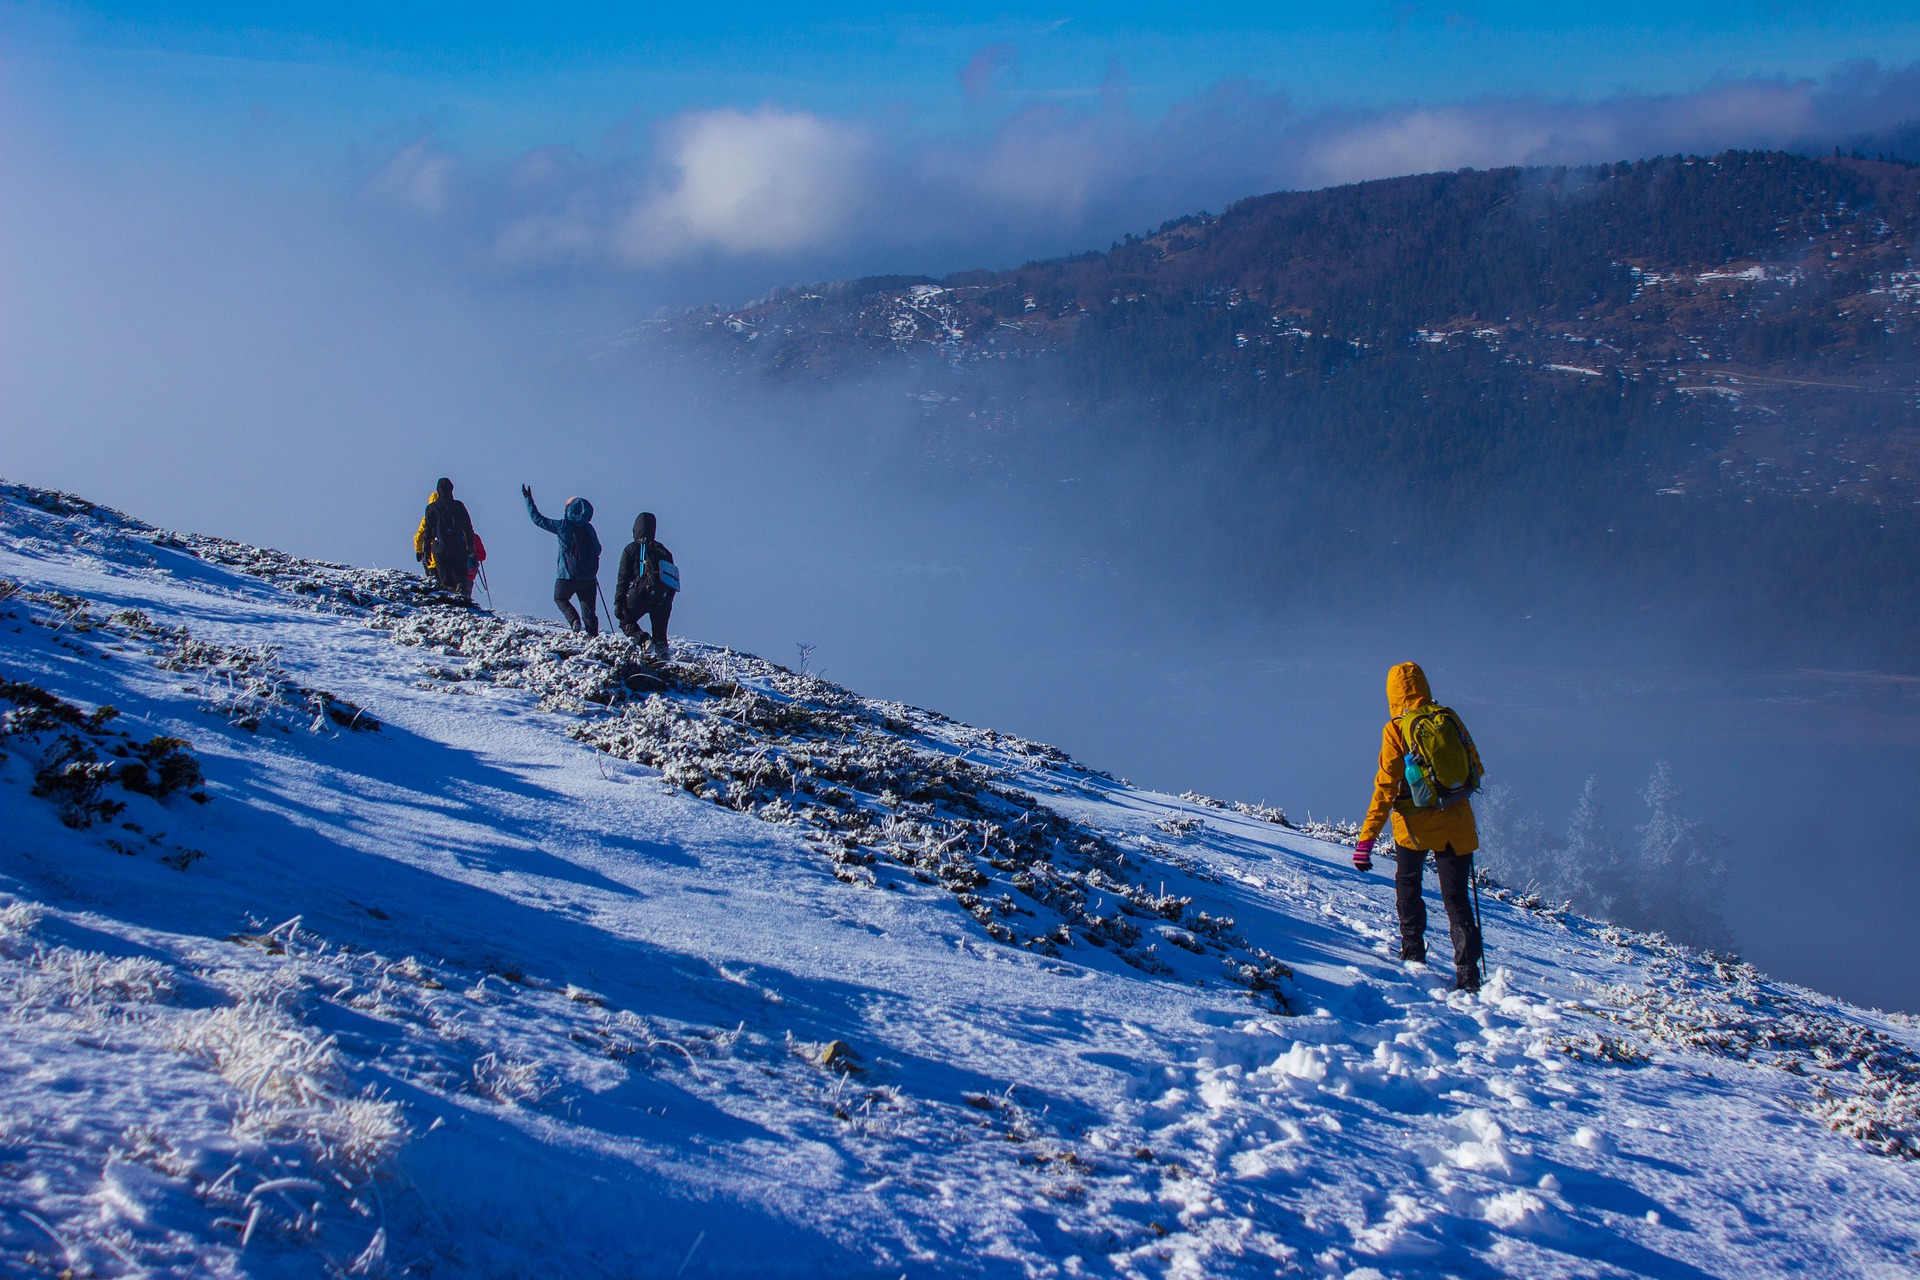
[554,578,600,636]
[432,557,470,599]
[619,588,672,653]
[1394,846,1482,989]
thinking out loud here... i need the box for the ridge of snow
[3,481,1919,1278]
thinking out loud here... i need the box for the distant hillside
[655,150,1920,661]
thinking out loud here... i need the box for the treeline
[948,150,1918,341]
[1479,764,1735,954]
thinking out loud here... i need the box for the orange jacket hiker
[1358,662,1483,854]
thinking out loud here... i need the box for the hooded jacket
[526,494,601,581]
[415,490,477,572]
[1358,662,1483,853]
[614,512,674,621]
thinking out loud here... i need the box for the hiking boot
[1454,973,1481,994]
[1400,948,1427,966]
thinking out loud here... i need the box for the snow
[3,481,1920,1278]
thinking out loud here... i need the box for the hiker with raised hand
[614,511,678,658]
[415,477,480,601]
[522,484,602,636]
[1352,661,1487,992]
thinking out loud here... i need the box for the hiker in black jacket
[416,477,477,599]
[614,511,676,657]
[522,485,602,636]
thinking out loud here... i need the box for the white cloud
[364,138,460,216]
[364,58,1920,288]
[1305,107,1556,185]
[617,108,873,263]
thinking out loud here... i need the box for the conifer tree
[1475,783,1564,899]
[1631,760,1736,952]
[1563,775,1629,923]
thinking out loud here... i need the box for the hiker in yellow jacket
[1352,661,1486,991]
[414,478,484,600]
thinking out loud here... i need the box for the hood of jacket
[1386,662,1432,717]
[633,511,656,540]
[564,497,593,523]
[426,490,441,505]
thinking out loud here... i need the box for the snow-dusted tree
[1561,775,1630,923]
[1628,760,1735,953]
[1474,782,1565,897]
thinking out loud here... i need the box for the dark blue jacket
[526,495,601,581]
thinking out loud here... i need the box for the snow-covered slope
[3,482,1918,1280]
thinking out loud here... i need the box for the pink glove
[1353,837,1375,872]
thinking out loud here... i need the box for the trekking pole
[477,563,494,611]
[1472,867,1488,985]
[596,583,616,636]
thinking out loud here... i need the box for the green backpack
[1395,704,1481,812]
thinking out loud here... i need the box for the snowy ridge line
[0,482,456,619]
[11,474,1920,1143]
[9,477,1920,1278]
[383,605,1295,1003]
[0,485,1298,1003]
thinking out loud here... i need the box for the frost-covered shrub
[0,901,44,953]
[470,1052,557,1106]
[1577,940,1920,1159]
[187,996,406,1173]
[1295,816,1360,845]
[1177,791,1291,826]
[151,631,378,734]
[9,944,175,1016]
[1,678,210,828]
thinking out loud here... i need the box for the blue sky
[14,1,1920,158]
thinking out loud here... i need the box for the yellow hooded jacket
[415,492,440,569]
[1358,662,1483,854]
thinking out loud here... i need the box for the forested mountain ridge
[650,150,1920,661]
[662,150,1919,509]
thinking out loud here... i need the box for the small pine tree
[1475,782,1564,898]
[1562,775,1629,923]
[1630,760,1736,953]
